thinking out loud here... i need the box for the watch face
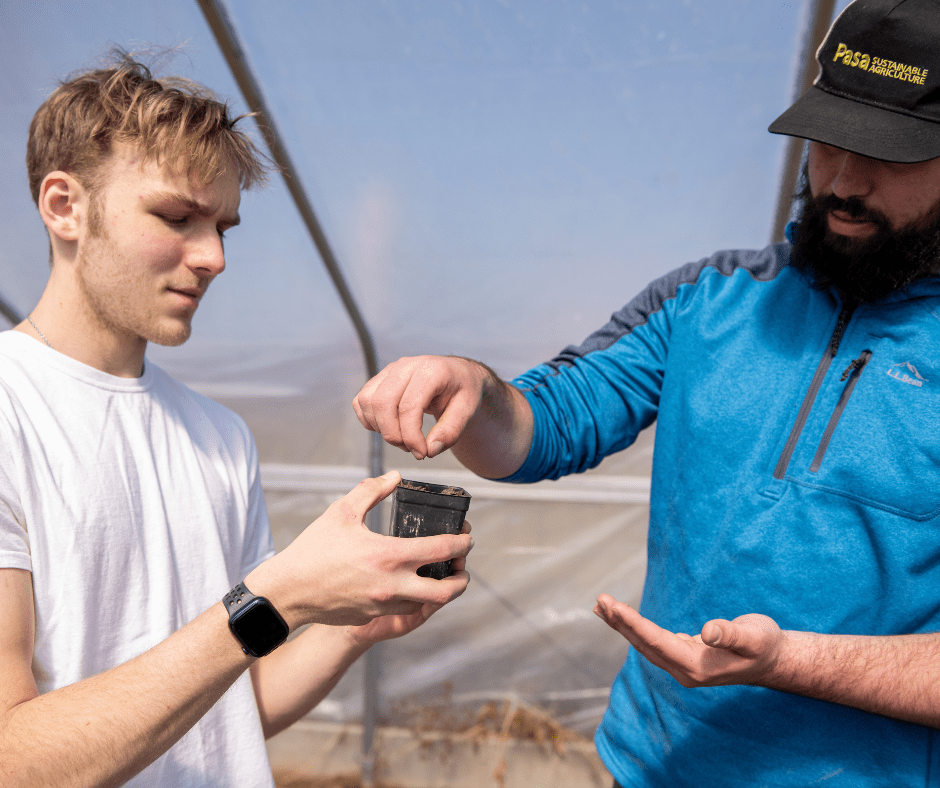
[231,598,289,657]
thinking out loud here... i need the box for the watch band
[223,581,256,613]
[223,581,289,658]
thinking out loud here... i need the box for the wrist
[760,629,810,691]
[243,559,300,632]
[451,363,532,479]
[223,580,290,659]
[342,624,377,654]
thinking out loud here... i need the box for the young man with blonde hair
[0,53,472,787]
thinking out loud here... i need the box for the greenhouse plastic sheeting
[257,415,657,736]
[0,0,847,741]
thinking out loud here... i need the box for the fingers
[444,520,472,573]
[595,595,727,689]
[423,385,480,458]
[593,596,784,689]
[594,596,694,660]
[333,471,402,521]
[395,361,451,459]
[594,593,633,626]
[352,367,392,438]
[595,597,769,656]
[352,358,438,457]
[353,356,486,459]
[387,529,472,605]
[351,367,382,429]
[391,531,474,570]
[702,620,730,648]
[353,362,423,455]
[404,569,470,606]
[702,614,780,657]
[259,472,475,630]
[593,594,651,642]
[347,600,445,647]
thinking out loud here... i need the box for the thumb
[342,470,402,517]
[425,388,481,458]
[702,619,734,648]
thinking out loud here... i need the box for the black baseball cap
[769,0,940,163]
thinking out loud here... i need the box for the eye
[159,214,188,226]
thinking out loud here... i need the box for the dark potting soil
[397,480,468,496]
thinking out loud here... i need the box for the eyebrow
[147,190,241,227]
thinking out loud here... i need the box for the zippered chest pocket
[789,347,940,521]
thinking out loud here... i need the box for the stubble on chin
[75,234,196,348]
[148,321,193,347]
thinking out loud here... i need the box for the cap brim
[769,85,940,163]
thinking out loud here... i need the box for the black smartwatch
[223,582,289,658]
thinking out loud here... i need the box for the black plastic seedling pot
[389,479,471,579]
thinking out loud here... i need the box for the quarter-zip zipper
[772,303,856,480]
[809,350,872,473]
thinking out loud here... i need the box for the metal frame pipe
[771,0,838,243]
[194,1,385,783]
[0,293,24,327]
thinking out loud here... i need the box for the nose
[188,228,226,278]
[829,150,875,201]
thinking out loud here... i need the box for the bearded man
[352,1,940,785]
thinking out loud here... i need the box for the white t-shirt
[0,331,276,787]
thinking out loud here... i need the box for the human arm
[352,356,533,479]
[593,593,940,729]
[249,604,439,738]
[0,566,256,787]
[250,518,472,738]
[0,472,472,786]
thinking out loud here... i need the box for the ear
[37,171,90,242]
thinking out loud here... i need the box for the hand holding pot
[245,471,472,629]
[347,516,472,647]
[390,479,471,579]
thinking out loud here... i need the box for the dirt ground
[273,774,404,788]
[271,699,591,788]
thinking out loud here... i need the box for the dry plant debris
[273,771,406,788]
[274,699,590,788]
[394,698,587,755]
[451,700,577,756]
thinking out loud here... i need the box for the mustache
[791,186,940,304]
[815,192,891,230]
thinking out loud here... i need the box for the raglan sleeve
[503,263,696,483]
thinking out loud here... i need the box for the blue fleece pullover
[508,242,940,787]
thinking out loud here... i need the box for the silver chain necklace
[26,315,52,349]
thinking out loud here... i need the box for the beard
[790,175,940,305]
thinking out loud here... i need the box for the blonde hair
[26,49,268,206]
